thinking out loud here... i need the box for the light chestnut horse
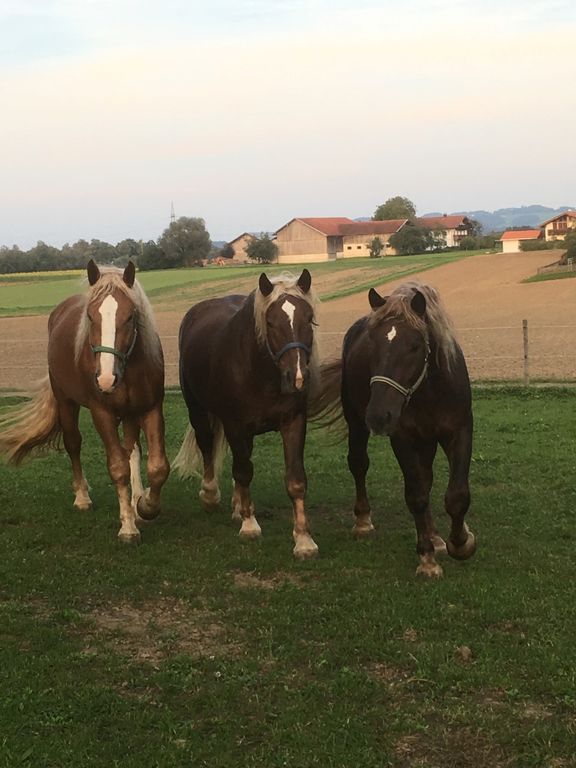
[0,260,169,543]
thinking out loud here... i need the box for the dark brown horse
[314,281,476,577]
[0,260,169,543]
[174,270,320,558]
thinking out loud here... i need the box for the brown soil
[0,250,572,390]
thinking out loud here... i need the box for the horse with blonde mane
[0,260,169,544]
[174,269,320,559]
[313,281,476,577]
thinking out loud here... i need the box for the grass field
[0,388,575,767]
[0,251,480,316]
[524,269,576,283]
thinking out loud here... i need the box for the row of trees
[0,217,213,274]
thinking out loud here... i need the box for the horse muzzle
[280,366,309,395]
[95,370,119,393]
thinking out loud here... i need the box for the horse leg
[58,399,92,510]
[90,407,139,544]
[227,431,261,539]
[441,421,476,561]
[122,418,145,513]
[188,401,222,508]
[137,405,170,521]
[391,436,443,578]
[346,417,374,536]
[281,412,318,559]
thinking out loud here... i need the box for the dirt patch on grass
[394,728,513,768]
[83,598,242,664]
[232,570,304,590]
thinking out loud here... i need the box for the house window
[347,246,352,250]
[357,245,362,249]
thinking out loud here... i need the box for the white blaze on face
[281,298,304,389]
[387,325,397,343]
[97,295,118,391]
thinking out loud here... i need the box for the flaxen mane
[370,282,458,370]
[74,267,162,365]
[253,272,321,390]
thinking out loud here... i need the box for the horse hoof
[352,522,375,537]
[447,530,476,561]
[239,517,262,540]
[118,532,141,545]
[415,561,443,579]
[293,534,319,560]
[137,493,161,521]
[74,501,93,511]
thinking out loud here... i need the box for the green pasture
[0,251,479,317]
[524,269,576,284]
[0,388,575,767]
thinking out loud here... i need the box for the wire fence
[1,321,575,390]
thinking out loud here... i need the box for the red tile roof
[499,229,542,241]
[416,215,469,229]
[287,217,354,235]
[339,219,408,236]
[540,210,576,227]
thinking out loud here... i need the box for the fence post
[522,319,529,385]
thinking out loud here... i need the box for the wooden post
[522,319,529,385]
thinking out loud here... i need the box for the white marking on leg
[281,299,296,330]
[129,444,144,509]
[239,515,262,539]
[387,325,397,342]
[293,531,319,559]
[97,295,118,391]
[73,476,92,509]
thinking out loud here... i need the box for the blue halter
[266,339,311,363]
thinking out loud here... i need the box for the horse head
[86,259,139,393]
[258,269,316,395]
[365,286,429,436]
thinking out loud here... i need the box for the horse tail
[172,416,227,482]
[308,358,345,432]
[0,375,62,466]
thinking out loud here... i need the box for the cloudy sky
[1,0,575,248]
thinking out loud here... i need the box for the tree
[157,216,211,268]
[373,196,416,221]
[219,243,235,260]
[137,240,165,271]
[368,237,384,258]
[246,233,278,264]
[564,230,576,262]
[115,238,140,266]
[389,226,433,256]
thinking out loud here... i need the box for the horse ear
[411,289,426,317]
[297,268,312,294]
[259,273,274,297]
[368,288,387,310]
[87,259,100,286]
[123,261,136,288]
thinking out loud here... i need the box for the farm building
[541,210,576,242]
[415,215,473,247]
[226,232,257,261]
[272,214,474,263]
[499,229,543,253]
[274,217,408,264]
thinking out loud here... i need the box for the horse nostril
[367,411,392,436]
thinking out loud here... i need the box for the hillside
[423,205,574,232]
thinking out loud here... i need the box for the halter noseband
[370,336,430,403]
[266,339,311,364]
[91,326,138,370]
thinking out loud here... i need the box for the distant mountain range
[423,205,575,232]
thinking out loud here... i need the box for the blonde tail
[172,417,227,482]
[0,376,61,465]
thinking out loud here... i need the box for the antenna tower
[170,202,176,223]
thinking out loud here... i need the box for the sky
[1,0,575,249]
